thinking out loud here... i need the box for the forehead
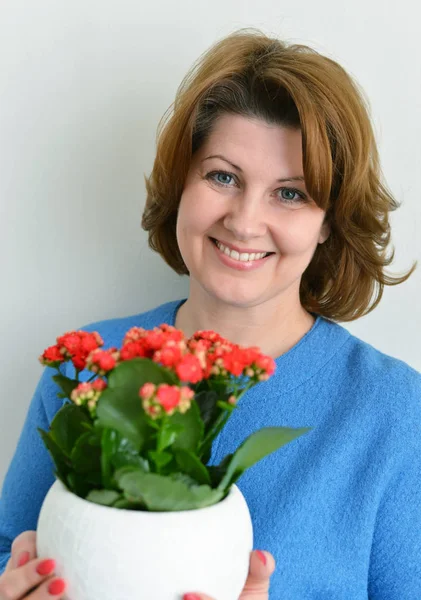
[194,114,304,172]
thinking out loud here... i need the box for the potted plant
[36,323,309,600]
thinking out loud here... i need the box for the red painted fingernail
[17,551,30,567]
[48,578,66,595]
[183,594,201,600]
[256,550,267,565]
[36,558,56,575]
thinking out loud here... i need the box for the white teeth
[214,240,268,262]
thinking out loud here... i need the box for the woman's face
[176,113,330,309]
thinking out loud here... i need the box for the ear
[318,219,330,244]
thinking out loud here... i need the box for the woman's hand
[0,530,67,599]
[182,549,275,600]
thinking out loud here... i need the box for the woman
[0,29,420,599]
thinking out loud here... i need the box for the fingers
[241,549,276,594]
[0,556,66,599]
[5,531,37,573]
[182,550,276,600]
[26,574,67,599]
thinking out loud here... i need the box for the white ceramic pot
[36,479,253,600]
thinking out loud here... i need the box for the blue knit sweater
[1,299,420,599]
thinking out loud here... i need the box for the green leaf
[216,400,236,412]
[95,387,149,452]
[194,390,219,431]
[114,464,141,481]
[148,450,173,471]
[108,357,177,390]
[207,453,233,487]
[174,448,211,486]
[110,437,150,473]
[71,430,102,474]
[217,427,311,491]
[66,470,102,498]
[85,489,121,506]
[52,374,80,400]
[100,428,118,489]
[111,497,146,510]
[95,358,176,452]
[49,404,93,457]
[169,400,204,453]
[199,407,232,464]
[157,421,184,452]
[100,428,150,488]
[116,469,224,511]
[170,472,199,487]
[37,427,72,484]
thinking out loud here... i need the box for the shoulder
[336,325,421,432]
[76,299,185,347]
[344,329,420,393]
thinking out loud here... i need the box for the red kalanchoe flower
[70,377,107,416]
[86,348,119,375]
[123,326,147,345]
[158,324,185,342]
[191,330,224,344]
[53,330,104,371]
[139,383,194,419]
[39,345,65,367]
[143,330,166,351]
[176,354,203,383]
[139,382,156,400]
[222,348,248,377]
[92,378,107,392]
[255,354,276,376]
[57,331,104,356]
[153,340,186,368]
[119,340,148,361]
[156,384,181,413]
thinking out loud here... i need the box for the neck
[174,289,315,359]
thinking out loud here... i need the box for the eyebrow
[201,154,305,183]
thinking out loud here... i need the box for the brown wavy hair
[142,28,416,322]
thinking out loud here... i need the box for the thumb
[240,550,276,596]
[6,530,37,572]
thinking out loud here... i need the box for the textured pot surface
[36,479,253,600]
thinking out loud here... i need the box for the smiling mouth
[209,237,274,263]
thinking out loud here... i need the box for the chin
[206,283,266,308]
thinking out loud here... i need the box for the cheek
[272,214,325,253]
[176,194,207,260]
[177,189,219,236]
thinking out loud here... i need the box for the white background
[1,1,420,487]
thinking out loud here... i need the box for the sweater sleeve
[367,370,421,599]
[0,367,61,576]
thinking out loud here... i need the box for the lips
[209,237,274,258]
[209,237,275,272]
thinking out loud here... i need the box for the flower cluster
[70,378,108,416]
[85,348,120,376]
[120,324,203,383]
[120,325,276,383]
[139,383,194,419]
[187,330,276,381]
[39,330,104,371]
[40,324,276,421]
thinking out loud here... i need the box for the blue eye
[278,188,305,203]
[205,170,307,204]
[207,171,235,186]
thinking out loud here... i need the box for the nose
[222,193,268,241]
